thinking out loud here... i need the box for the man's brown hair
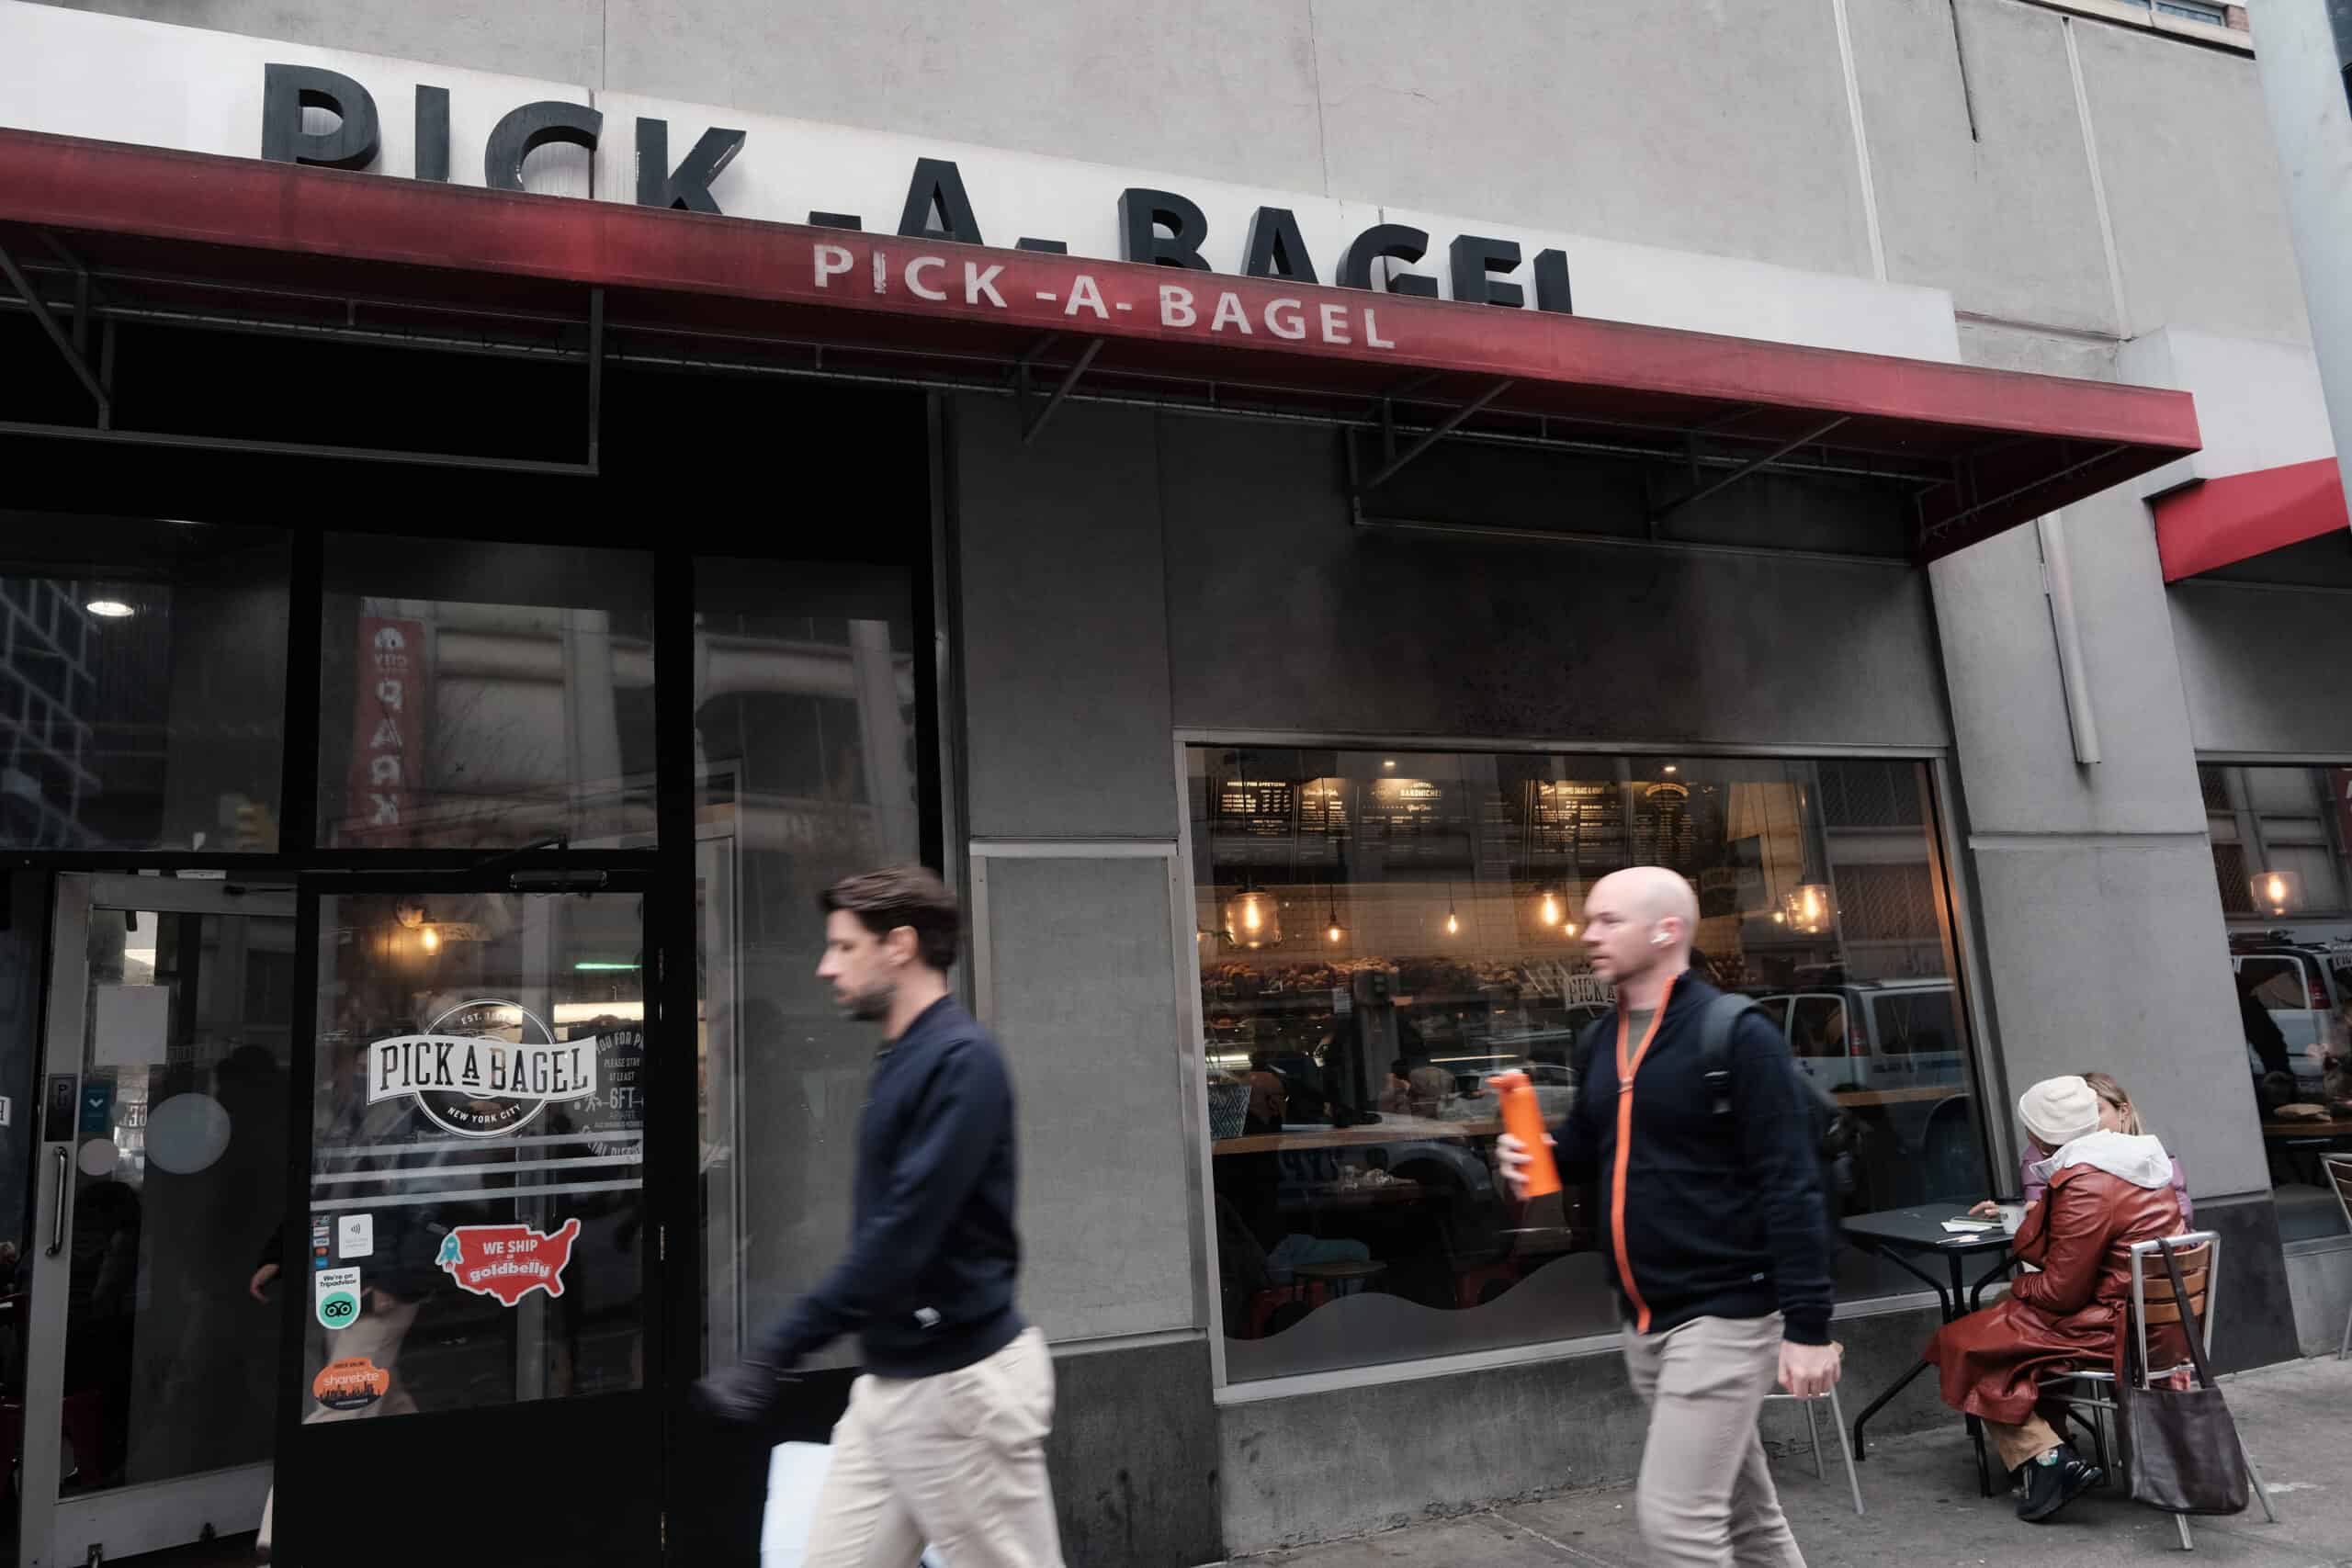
[820,865,962,972]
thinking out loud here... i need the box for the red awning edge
[0,128,2203,556]
[2153,457,2348,581]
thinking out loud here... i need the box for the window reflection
[693,560,922,1373]
[0,518,288,851]
[2201,763,2352,1241]
[1192,747,1983,1381]
[315,537,656,849]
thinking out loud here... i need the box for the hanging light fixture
[1781,885,1835,936]
[2250,869,2304,917]
[1538,889,1562,927]
[1223,888,1283,949]
[1445,881,1460,937]
[420,924,442,954]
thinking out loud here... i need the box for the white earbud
[1651,934,1668,947]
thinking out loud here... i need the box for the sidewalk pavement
[1225,1356,2352,1568]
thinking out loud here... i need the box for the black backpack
[1573,993,1860,1200]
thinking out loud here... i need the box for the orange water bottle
[1489,1071,1560,1199]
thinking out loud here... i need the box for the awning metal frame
[0,233,2129,564]
[0,231,607,476]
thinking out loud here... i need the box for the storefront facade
[0,3,2346,1564]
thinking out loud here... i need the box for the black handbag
[2115,1238,2251,1516]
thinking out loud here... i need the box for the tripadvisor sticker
[315,1267,362,1330]
[312,1356,389,1412]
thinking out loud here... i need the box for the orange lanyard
[1611,974,1677,1333]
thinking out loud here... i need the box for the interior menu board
[1216,777,1296,839]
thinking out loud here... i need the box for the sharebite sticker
[435,1218,582,1307]
[312,1356,389,1412]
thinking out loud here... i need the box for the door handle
[45,1145,67,1257]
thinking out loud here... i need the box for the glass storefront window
[315,536,656,849]
[2199,762,2352,1241]
[1188,746,1986,1382]
[693,559,922,1373]
[302,892,648,1418]
[0,517,289,851]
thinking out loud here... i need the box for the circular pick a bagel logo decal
[367,998,597,1138]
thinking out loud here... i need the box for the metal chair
[2036,1230,2278,1550]
[2327,1156,2352,1362]
[1763,1348,1864,1517]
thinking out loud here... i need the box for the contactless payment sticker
[338,1213,374,1259]
[314,1267,361,1330]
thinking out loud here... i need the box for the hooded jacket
[1925,1131,2189,1424]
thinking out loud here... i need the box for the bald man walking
[1501,867,1838,1568]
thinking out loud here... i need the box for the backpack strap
[1699,991,1759,1117]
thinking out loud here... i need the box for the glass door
[270,878,662,1564]
[19,874,296,1568]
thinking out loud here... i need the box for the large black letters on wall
[1119,188,1212,269]
[259,63,379,170]
[1339,224,1438,298]
[1449,233,1523,309]
[897,158,987,244]
[637,119,746,213]
[483,101,602,193]
[1242,207,1318,284]
[413,85,450,183]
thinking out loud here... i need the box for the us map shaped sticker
[435,1218,583,1307]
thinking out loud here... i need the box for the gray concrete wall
[1928,483,2276,1201]
[2288,1241,2352,1359]
[2169,580,2352,758]
[954,395,1178,842]
[1158,415,1952,751]
[1217,1303,1952,1555]
[975,852,1196,1343]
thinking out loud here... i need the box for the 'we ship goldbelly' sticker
[435,1218,582,1307]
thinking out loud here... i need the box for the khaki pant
[1621,1314,1806,1568]
[258,1294,423,1551]
[804,1326,1065,1568]
[1985,1411,2063,1472]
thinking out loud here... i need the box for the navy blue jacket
[757,996,1026,1377]
[1556,976,1834,1345]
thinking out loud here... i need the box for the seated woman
[1926,1075,2187,1524]
[1972,1069,2190,1224]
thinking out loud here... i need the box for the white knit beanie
[2018,1075,2100,1149]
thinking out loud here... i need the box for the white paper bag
[763,1442,945,1567]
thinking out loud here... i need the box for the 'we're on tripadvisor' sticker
[315,1267,362,1330]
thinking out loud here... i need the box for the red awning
[0,129,2201,557]
[2153,457,2348,581]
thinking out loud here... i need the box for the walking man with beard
[694,865,1063,1568]
[1498,866,1838,1568]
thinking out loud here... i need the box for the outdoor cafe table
[1840,1204,2018,1496]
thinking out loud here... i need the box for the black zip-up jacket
[756,995,1025,1377]
[1555,976,1833,1345]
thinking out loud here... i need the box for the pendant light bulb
[420,924,441,954]
[1540,891,1560,927]
[1446,910,1460,936]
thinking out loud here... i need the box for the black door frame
[273,863,674,1565]
[4,370,949,1563]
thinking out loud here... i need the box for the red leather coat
[1923,1165,2188,1425]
